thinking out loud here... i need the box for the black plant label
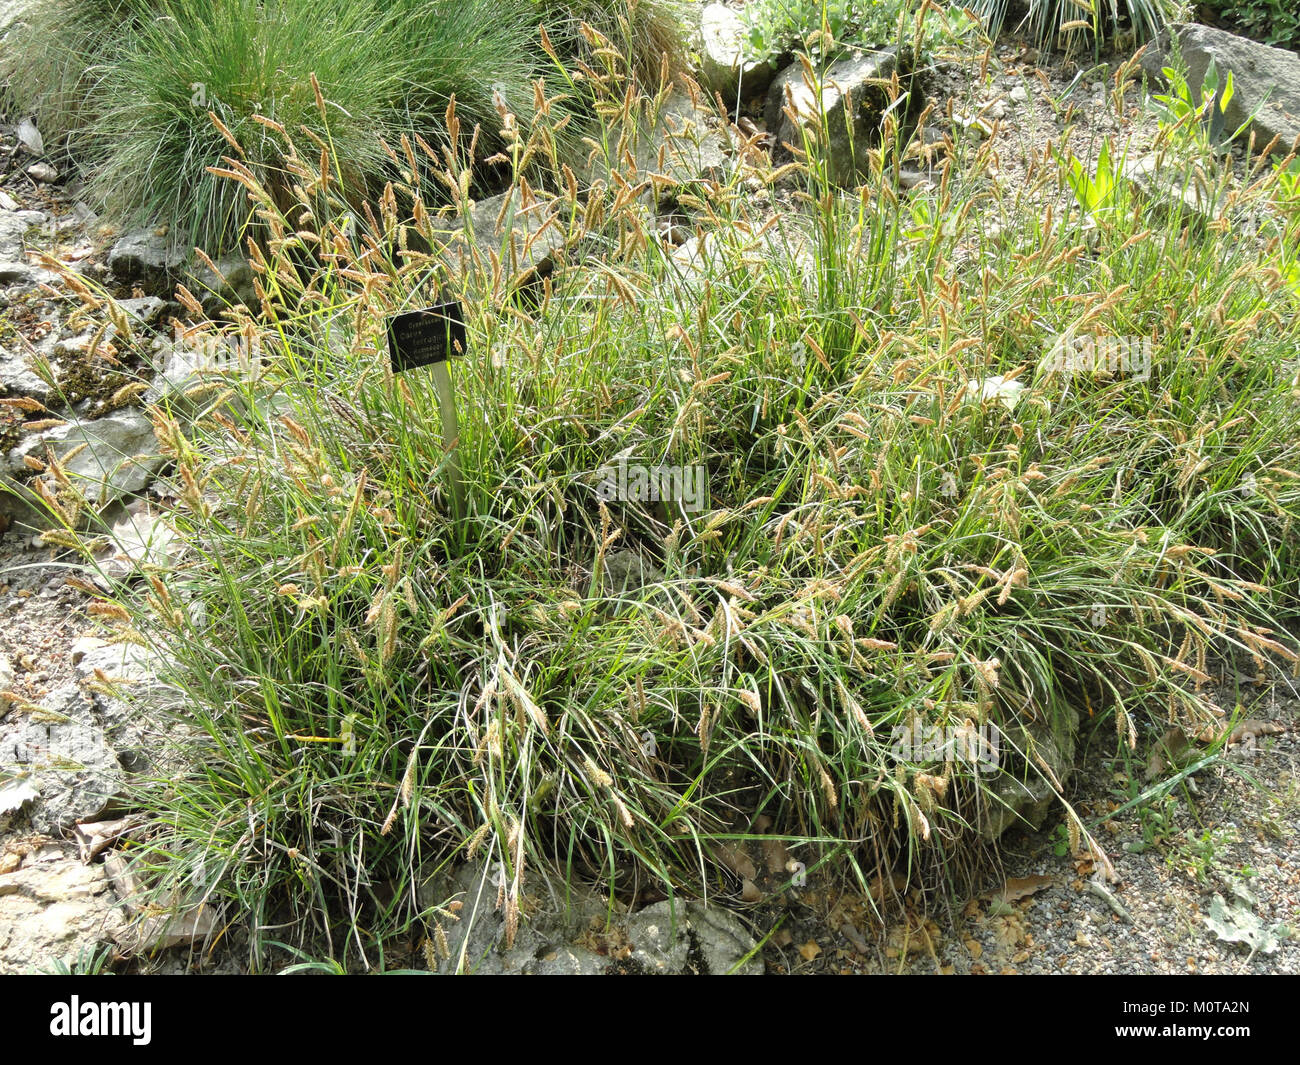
[387,301,466,372]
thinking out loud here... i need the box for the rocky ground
[1,11,1298,972]
[762,669,1300,975]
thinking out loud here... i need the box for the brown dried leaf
[997,875,1054,903]
[761,836,790,875]
[716,842,757,881]
[1145,725,1191,782]
[1195,718,1286,745]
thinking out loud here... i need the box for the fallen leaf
[716,842,757,881]
[1145,726,1191,782]
[72,816,139,862]
[1196,719,1286,745]
[1204,894,1287,958]
[997,875,1054,903]
[16,117,44,156]
[840,922,870,954]
[867,871,907,904]
[798,940,821,961]
[760,836,790,875]
[1227,719,1285,745]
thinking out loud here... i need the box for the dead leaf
[997,875,1054,903]
[840,922,870,954]
[1145,726,1191,782]
[1228,719,1285,745]
[72,816,139,862]
[798,940,821,961]
[867,871,907,904]
[1196,719,1286,745]
[716,842,757,881]
[741,878,762,903]
[760,836,790,875]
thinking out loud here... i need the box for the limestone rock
[698,2,774,103]
[8,408,164,508]
[982,705,1079,840]
[1140,24,1300,154]
[765,48,900,186]
[0,848,126,974]
[106,229,187,296]
[1,684,123,834]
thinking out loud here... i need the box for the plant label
[387,301,466,372]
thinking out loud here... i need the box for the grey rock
[8,408,165,509]
[667,216,815,288]
[0,346,51,403]
[0,479,53,534]
[0,208,46,260]
[423,862,762,974]
[106,229,187,296]
[432,189,569,287]
[25,162,57,184]
[117,296,167,327]
[698,2,774,103]
[982,704,1079,840]
[527,943,609,975]
[623,900,692,973]
[186,255,256,312]
[0,261,33,284]
[640,88,733,186]
[0,848,127,974]
[684,901,765,975]
[1139,24,1300,154]
[426,861,608,974]
[623,899,763,974]
[582,88,734,205]
[1122,153,1226,223]
[765,48,899,186]
[77,644,182,778]
[1009,84,1030,105]
[2,683,123,834]
[71,640,157,684]
[95,504,179,579]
